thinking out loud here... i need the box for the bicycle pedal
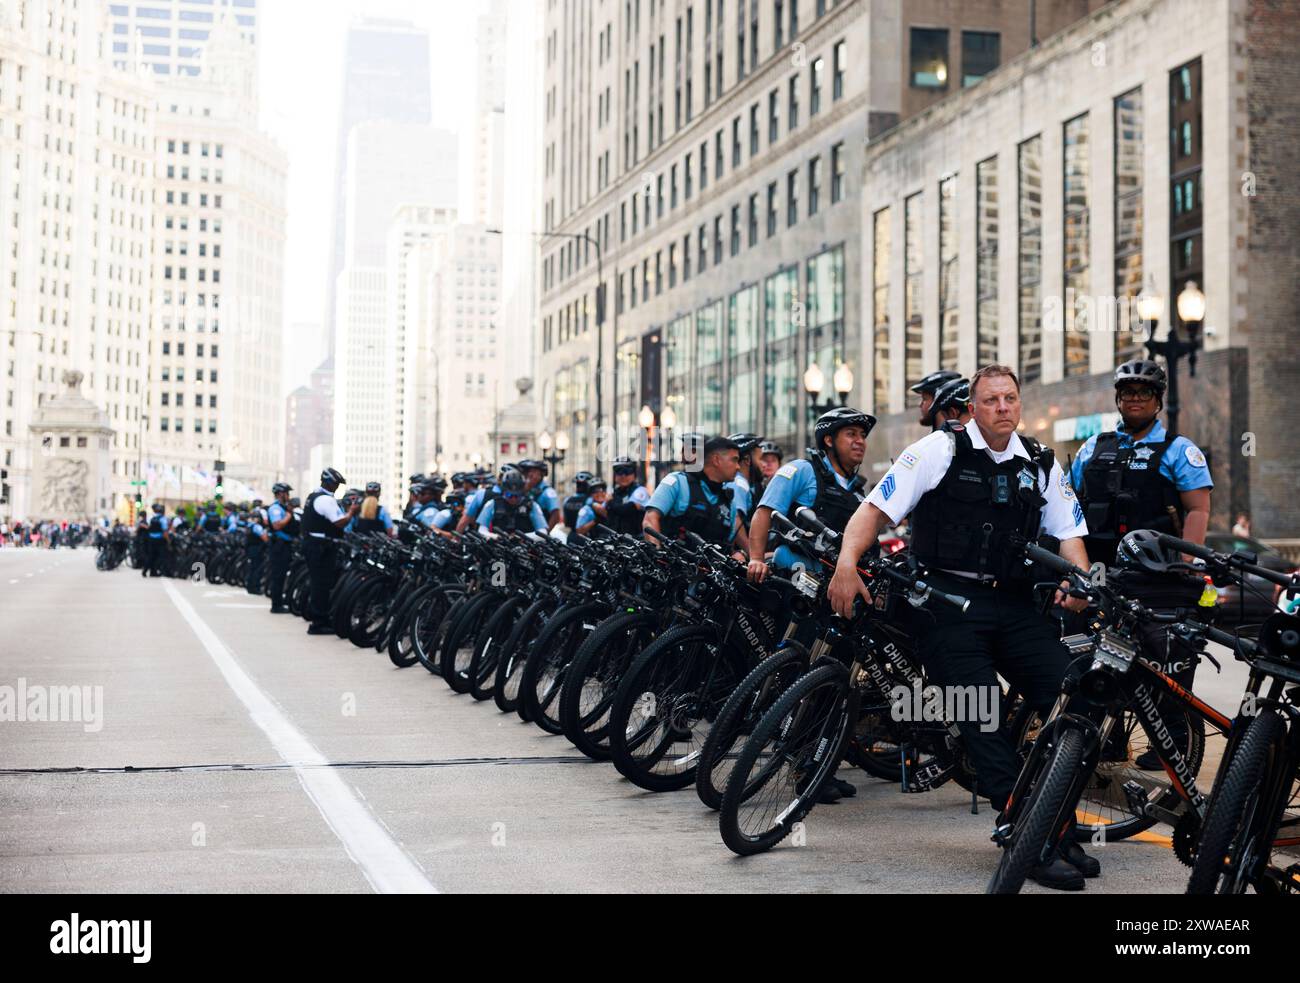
[1121,780,1151,816]
[991,823,1012,847]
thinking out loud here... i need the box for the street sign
[214,459,225,473]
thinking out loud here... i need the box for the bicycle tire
[718,662,852,856]
[440,592,498,693]
[1187,709,1287,894]
[468,596,528,701]
[520,602,607,734]
[493,595,556,715]
[558,610,661,761]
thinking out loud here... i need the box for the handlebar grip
[794,507,830,537]
[1023,542,1085,580]
[916,579,970,613]
[684,531,707,549]
[643,526,666,543]
[769,511,798,533]
[1200,625,1259,657]
[1154,533,1217,563]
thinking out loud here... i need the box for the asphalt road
[0,546,1246,894]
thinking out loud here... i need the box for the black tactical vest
[607,484,647,535]
[202,512,222,533]
[910,424,1054,582]
[1079,432,1183,565]
[806,453,868,535]
[562,494,587,531]
[490,499,536,534]
[302,490,344,539]
[660,472,734,545]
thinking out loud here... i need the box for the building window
[976,156,1000,367]
[671,164,679,209]
[727,285,760,433]
[807,245,846,405]
[1063,113,1091,377]
[1114,88,1144,364]
[748,193,759,246]
[808,156,822,216]
[700,141,709,191]
[699,224,709,273]
[961,31,999,86]
[683,232,692,281]
[715,129,725,180]
[669,243,678,288]
[1169,59,1202,336]
[832,39,847,101]
[939,174,959,369]
[732,116,742,167]
[788,75,799,131]
[904,192,923,388]
[1018,135,1044,385]
[910,28,949,88]
[769,88,779,144]
[810,57,824,116]
[831,142,846,203]
[696,301,724,433]
[767,181,778,237]
[730,204,741,256]
[714,215,724,265]
[750,103,760,156]
[685,156,693,200]
[786,169,799,227]
[872,208,891,414]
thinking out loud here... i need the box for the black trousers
[915,572,1070,812]
[267,539,292,608]
[304,538,335,627]
[245,541,266,594]
[146,537,166,577]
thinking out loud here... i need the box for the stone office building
[861,0,1300,535]
[536,0,1103,481]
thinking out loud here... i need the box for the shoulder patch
[1184,445,1207,469]
[1059,472,1077,500]
[880,474,897,501]
[947,423,965,432]
[776,463,798,479]
[898,452,918,471]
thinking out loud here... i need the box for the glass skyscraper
[108,0,258,77]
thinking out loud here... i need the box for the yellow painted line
[1076,808,1173,847]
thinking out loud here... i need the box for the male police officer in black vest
[1072,359,1213,767]
[302,468,358,635]
[645,436,748,556]
[603,458,650,535]
[266,482,297,613]
[561,471,596,534]
[829,365,1095,890]
[911,370,962,429]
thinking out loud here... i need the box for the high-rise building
[0,0,155,518]
[332,122,457,489]
[107,0,257,78]
[537,0,1104,477]
[145,13,286,497]
[462,0,507,228]
[285,356,333,492]
[325,18,432,357]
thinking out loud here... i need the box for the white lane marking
[213,603,269,609]
[161,580,437,894]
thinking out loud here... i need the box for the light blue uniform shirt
[646,471,738,543]
[466,486,498,521]
[477,498,548,533]
[225,514,239,532]
[267,502,293,541]
[531,480,560,516]
[1071,419,1213,493]
[757,457,857,570]
[725,478,752,523]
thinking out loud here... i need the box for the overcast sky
[257,0,488,392]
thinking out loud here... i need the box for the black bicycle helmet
[408,473,427,485]
[726,433,763,457]
[445,491,467,508]
[587,477,608,493]
[498,464,521,484]
[428,476,448,492]
[517,458,548,477]
[320,467,345,488]
[1115,529,1174,576]
[611,457,637,475]
[572,470,595,494]
[814,407,877,450]
[1114,359,1167,394]
[923,378,971,426]
[365,482,382,496]
[152,503,164,514]
[909,370,962,395]
[499,470,527,496]
[758,441,784,461]
[272,482,292,495]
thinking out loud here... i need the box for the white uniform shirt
[866,425,1087,572]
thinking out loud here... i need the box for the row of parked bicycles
[120,506,1298,894]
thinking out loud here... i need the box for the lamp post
[804,360,855,419]
[539,429,567,486]
[1141,280,1205,437]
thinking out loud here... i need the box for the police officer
[911,370,963,429]
[518,459,562,529]
[245,503,269,594]
[755,441,784,502]
[200,502,223,533]
[828,364,1094,890]
[476,470,549,534]
[645,436,749,555]
[353,482,395,537]
[457,465,518,533]
[747,408,874,582]
[412,481,458,537]
[561,471,596,534]
[224,502,240,533]
[144,503,168,577]
[923,377,973,429]
[266,483,297,613]
[402,474,427,521]
[302,468,358,636]
[603,458,650,536]
[1072,359,1213,768]
[724,434,763,528]
[573,478,609,538]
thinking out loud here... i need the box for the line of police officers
[280,357,1209,889]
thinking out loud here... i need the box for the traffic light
[214,483,224,499]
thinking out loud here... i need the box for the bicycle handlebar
[1156,533,1297,589]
